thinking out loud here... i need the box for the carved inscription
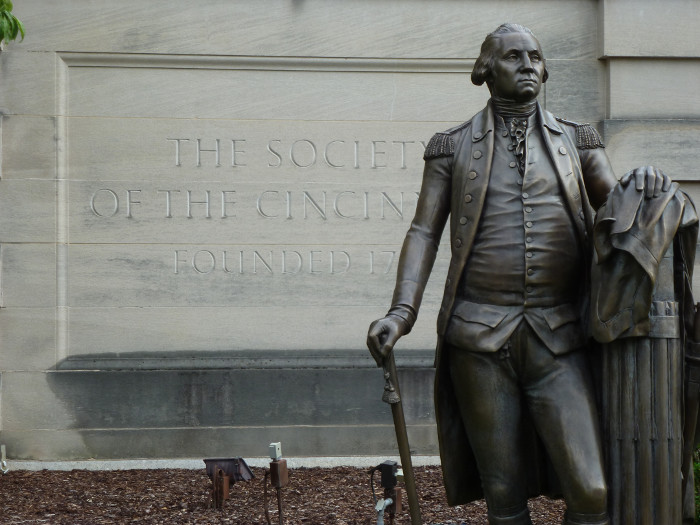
[166,138,427,169]
[87,134,427,279]
[90,189,419,220]
[172,249,397,275]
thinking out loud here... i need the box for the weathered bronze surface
[367,23,694,525]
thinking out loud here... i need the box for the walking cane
[381,352,422,525]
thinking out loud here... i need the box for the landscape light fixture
[264,441,289,525]
[202,457,254,509]
[369,460,404,525]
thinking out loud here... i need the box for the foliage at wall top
[0,0,25,44]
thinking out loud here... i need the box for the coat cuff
[386,306,416,334]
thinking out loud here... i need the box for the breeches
[448,321,607,518]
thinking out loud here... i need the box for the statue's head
[472,23,548,102]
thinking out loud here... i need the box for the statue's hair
[471,23,549,88]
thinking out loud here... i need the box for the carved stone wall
[0,0,697,460]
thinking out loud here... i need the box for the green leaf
[15,16,23,41]
[7,12,17,40]
[0,14,9,41]
[0,11,25,43]
[5,12,16,41]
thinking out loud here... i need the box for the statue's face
[490,32,545,102]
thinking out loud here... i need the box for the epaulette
[575,123,605,149]
[555,117,605,149]
[423,121,470,160]
[423,133,454,160]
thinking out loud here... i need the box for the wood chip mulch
[0,466,565,524]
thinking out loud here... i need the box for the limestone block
[604,119,700,180]
[0,423,439,460]
[64,302,442,356]
[0,180,56,242]
[544,59,606,125]
[14,0,596,60]
[1,116,57,180]
[1,243,56,307]
[1,372,77,430]
[64,243,450,307]
[607,59,700,119]
[1,367,438,459]
[63,57,484,122]
[66,117,443,183]
[0,50,56,116]
[68,182,429,244]
[601,0,700,58]
[0,308,56,370]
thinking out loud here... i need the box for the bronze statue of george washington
[367,23,672,525]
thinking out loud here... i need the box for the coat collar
[472,100,563,141]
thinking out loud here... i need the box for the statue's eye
[530,53,542,62]
[504,53,518,61]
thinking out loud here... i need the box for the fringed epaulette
[575,123,605,149]
[555,117,605,149]
[423,132,455,160]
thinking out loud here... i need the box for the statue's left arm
[578,142,617,210]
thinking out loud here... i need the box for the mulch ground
[0,466,565,524]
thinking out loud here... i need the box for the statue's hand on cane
[367,315,408,367]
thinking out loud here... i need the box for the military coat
[388,101,618,505]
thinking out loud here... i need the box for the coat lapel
[538,105,589,244]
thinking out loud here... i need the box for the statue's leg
[519,337,608,524]
[449,336,532,525]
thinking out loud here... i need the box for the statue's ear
[542,66,549,84]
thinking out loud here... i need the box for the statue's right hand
[366,315,408,367]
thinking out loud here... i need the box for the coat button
[454,239,462,248]
[502,130,509,137]
[473,150,482,159]
[473,131,482,140]
[468,171,477,180]
[464,194,473,203]
[509,161,517,168]
[559,146,567,155]
[459,217,468,225]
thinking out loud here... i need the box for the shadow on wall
[44,350,437,460]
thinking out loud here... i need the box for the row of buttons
[460,164,479,236]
